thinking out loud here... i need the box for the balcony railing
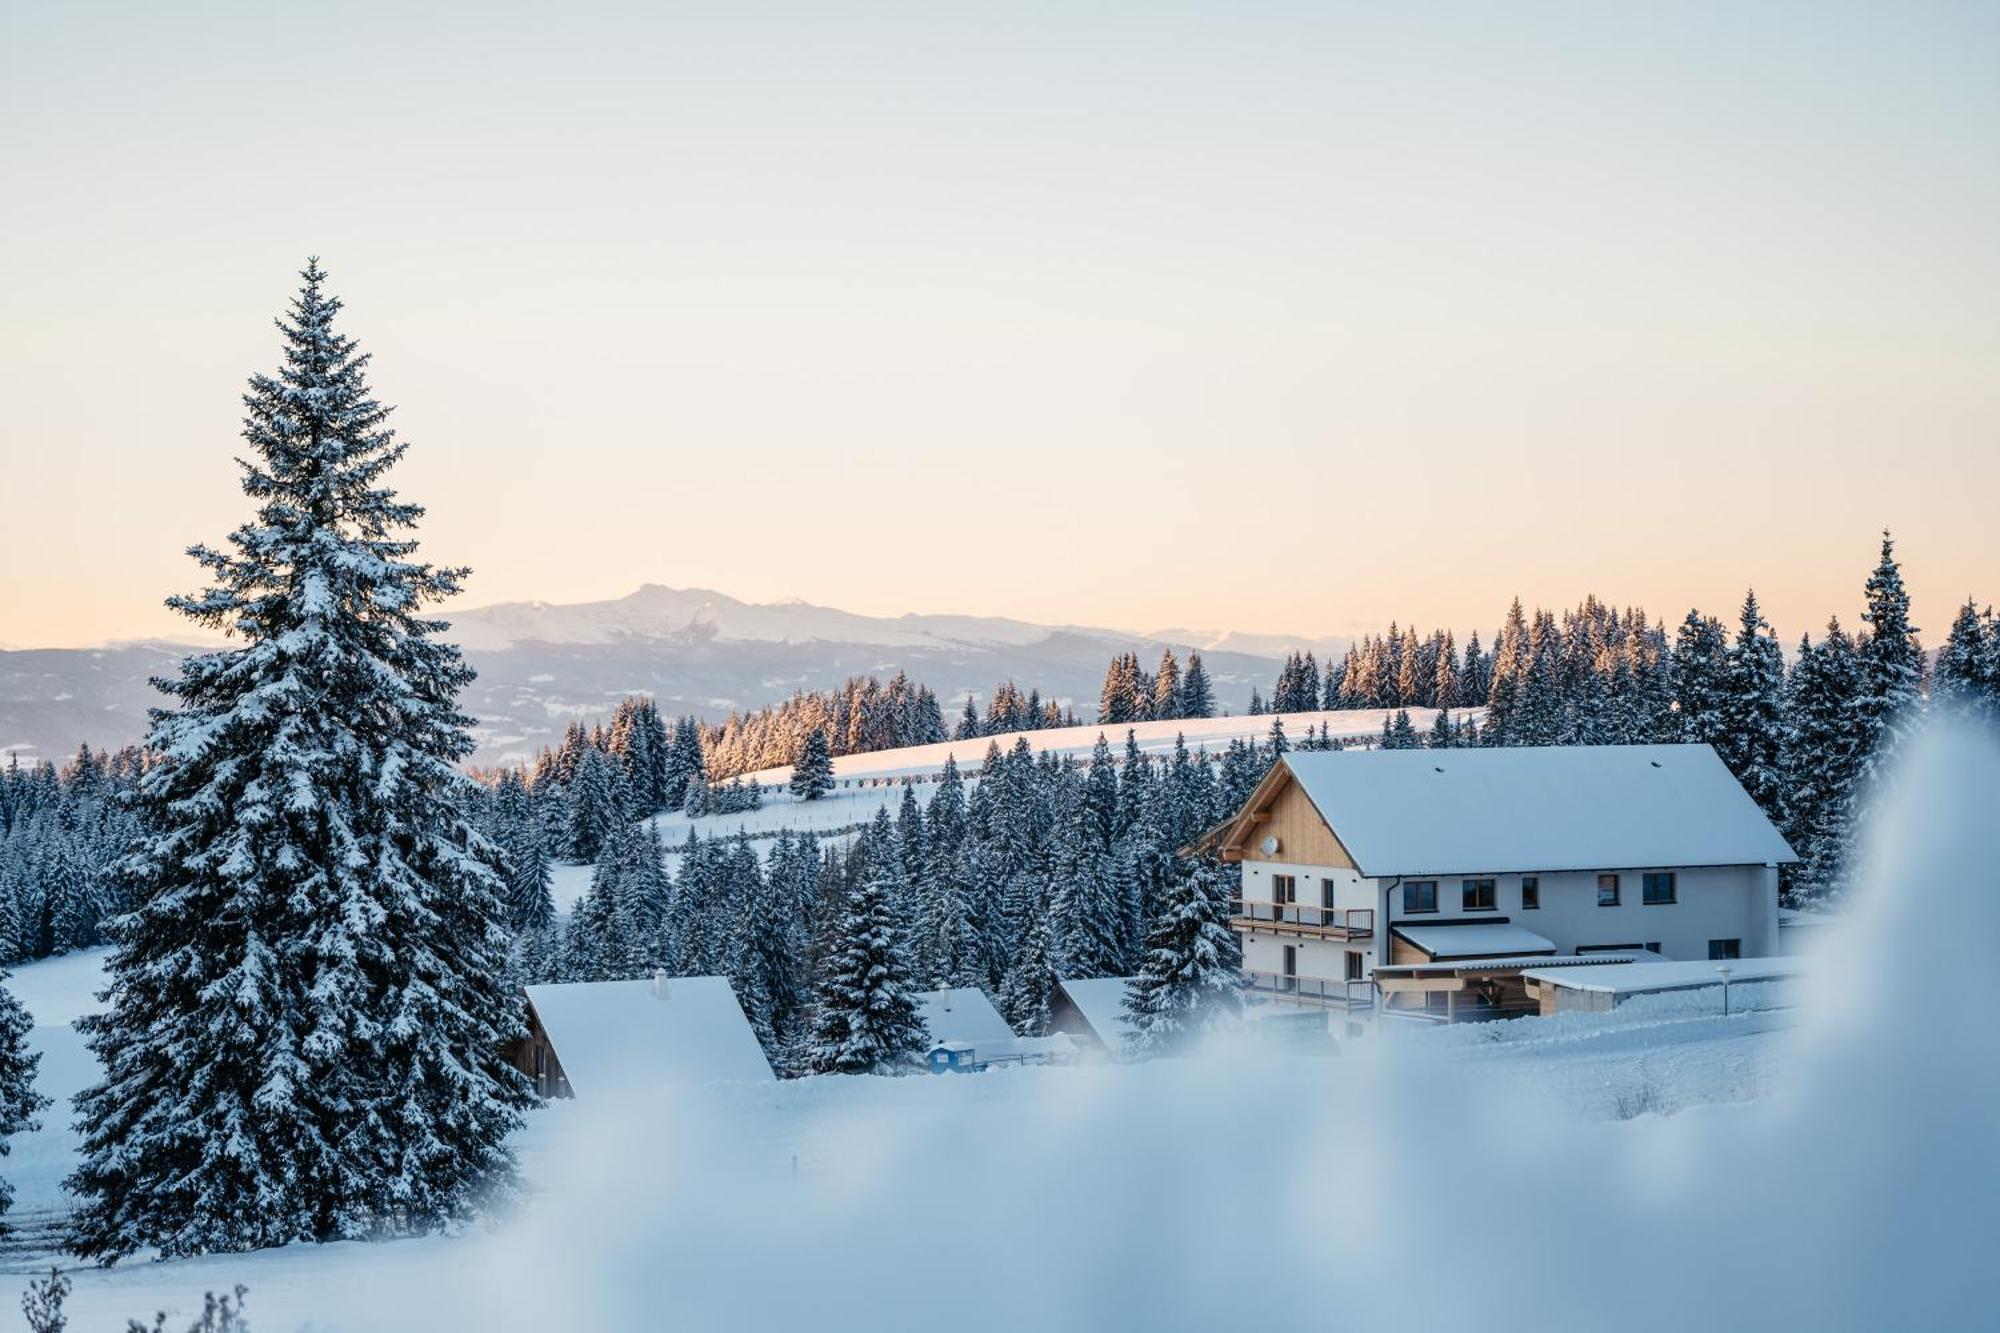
[1229,902,1375,940]
[1244,970,1377,1010]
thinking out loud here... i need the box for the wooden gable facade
[1202,762,1359,870]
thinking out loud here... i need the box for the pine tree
[808,867,928,1074]
[1781,621,1866,903]
[1151,650,1183,721]
[1670,609,1730,746]
[68,261,530,1261]
[1855,531,1924,794]
[954,695,981,740]
[1933,598,1991,719]
[1717,589,1787,819]
[788,728,835,801]
[1122,864,1242,1057]
[0,974,47,1233]
[565,745,624,862]
[1180,651,1215,719]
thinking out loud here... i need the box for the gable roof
[914,988,1015,1046]
[1054,976,1138,1052]
[1224,744,1796,876]
[525,976,774,1097]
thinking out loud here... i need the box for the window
[1520,876,1540,910]
[1272,874,1296,905]
[1345,951,1364,982]
[1282,945,1298,979]
[1403,880,1438,914]
[1461,877,1497,911]
[1320,878,1337,910]
[1645,942,1663,954]
[1642,872,1677,905]
[1708,938,1741,961]
[1597,874,1621,907]
[1424,991,1449,1016]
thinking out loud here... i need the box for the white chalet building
[1196,744,1797,1024]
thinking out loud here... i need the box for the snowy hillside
[546,707,1467,912]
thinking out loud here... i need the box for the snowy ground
[5,723,1992,1331]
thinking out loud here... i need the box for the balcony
[1228,901,1375,941]
[1244,971,1377,1010]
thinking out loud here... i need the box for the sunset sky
[3,2,1995,650]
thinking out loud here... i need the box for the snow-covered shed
[1049,977,1138,1057]
[1522,956,1803,1016]
[515,974,774,1099]
[914,988,1016,1047]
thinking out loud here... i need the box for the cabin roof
[913,987,1016,1046]
[1054,976,1138,1051]
[1218,743,1796,875]
[524,976,774,1096]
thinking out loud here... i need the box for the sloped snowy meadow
[6,723,1994,1332]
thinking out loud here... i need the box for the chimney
[651,969,670,1001]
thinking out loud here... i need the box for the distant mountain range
[0,586,1349,767]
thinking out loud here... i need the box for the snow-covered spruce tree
[1854,531,1924,796]
[1933,597,1994,721]
[788,727,834,801]
[1122,864,1242,1058]
[66,260,531,1261]
[0,973,48,1234]
[1180,651,1215,719]
[1717,589,1787,819]
[1669,609,1730,746]
[808,866,928,1075]
[1780,622,1866,904]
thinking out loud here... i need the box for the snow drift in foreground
[31,720,1998,1332]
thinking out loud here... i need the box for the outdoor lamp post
[1716,963,1733,1016]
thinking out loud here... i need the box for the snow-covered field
[548,708,1470,911]
[6,724,1993,1332]
[742,706,1466,786]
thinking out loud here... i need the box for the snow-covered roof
[1521,956,1802,995]
[525,976,774,1096]
[1274,744,1797,875]
[1392,922,1557,960]
[914,987,1016,1046]
[1055,976,1138,1051]
[1376,951,1644,975]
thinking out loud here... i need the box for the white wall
[1381,865,1779,962]
[1236,857,1379,988]
[1236,860,1782,994]
[1235,859,1374,913]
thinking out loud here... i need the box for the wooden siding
[1236,775,1357,869]
[1390,933,1427,965]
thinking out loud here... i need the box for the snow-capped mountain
[0,588,1347,767]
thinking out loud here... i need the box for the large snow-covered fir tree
[1123,863,1242,1058]
[67,261,531,1261]
[807,866,928,1075]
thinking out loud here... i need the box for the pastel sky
[4,2,1996,650]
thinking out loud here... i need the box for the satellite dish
[1260,834,1281,856]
